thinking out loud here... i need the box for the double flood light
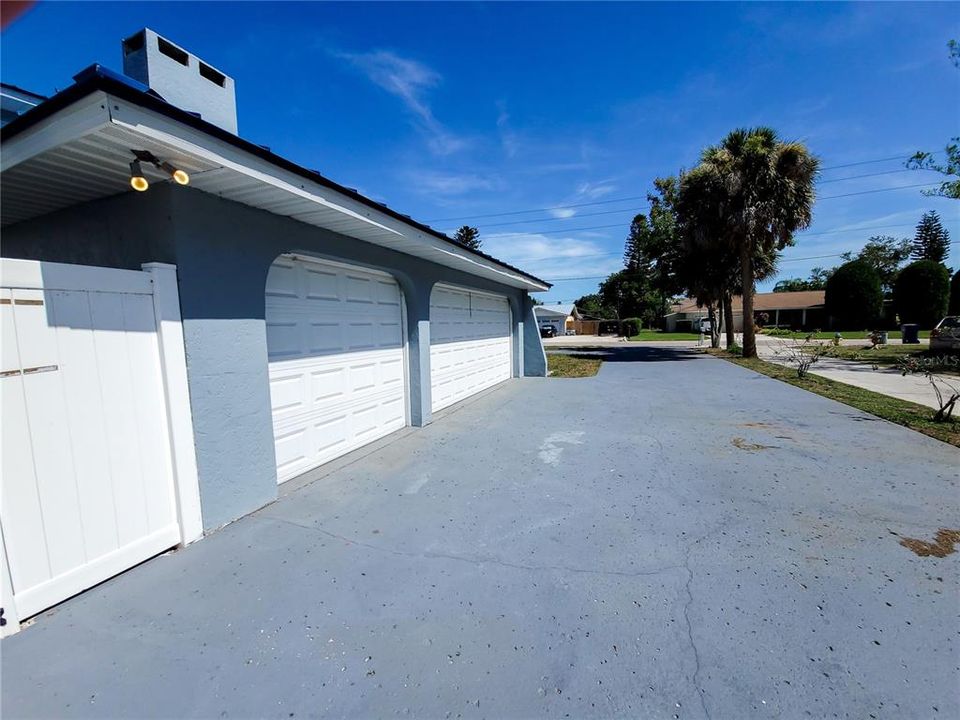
[129,150,190,192]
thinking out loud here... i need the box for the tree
[911,211,951,264]
[453,225,481,250]
[694,128,819,357]
[824,260,883,329]
[840,235,912,294]
[950,270,960,315]
[573,293,614,319]
[894,260,950,328]
[905,41,959,200]
[598,269,660,322]
[773,267,832,292]
[676,164,738,347]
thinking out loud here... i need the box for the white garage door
[430,285,512,412]
[265,256,407,484]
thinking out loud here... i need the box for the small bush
[894,260,950,329]
[621,317,642,337]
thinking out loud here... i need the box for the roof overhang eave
[1,87,550,293]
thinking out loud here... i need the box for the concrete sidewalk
[756,339,944,410]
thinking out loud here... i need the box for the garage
[429,285,512,412]
[265,255,407,484]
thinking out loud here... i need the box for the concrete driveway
[3,346,958,719]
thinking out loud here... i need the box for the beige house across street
[664,291,827,332]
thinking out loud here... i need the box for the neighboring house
[0,83,47,127]
[535,303,578,335]
[0,29,549,634]
[664,291,826,332]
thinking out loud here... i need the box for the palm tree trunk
[740,241,757,358]
[723,293,735,349]
[707,304,720,348]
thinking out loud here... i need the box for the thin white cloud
[576,181,617,199]
[408,170,498,196]
[482,232,623,281]
[548,208,577,219]
[496,101,520,158]
[336,49,466,155]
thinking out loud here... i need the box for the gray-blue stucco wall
[1,184,547,531]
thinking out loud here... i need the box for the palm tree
[698,128,819,358]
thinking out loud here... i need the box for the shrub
[824,260,883,330]
[950,270,960,315]
[894,260,950,329]
[621,318,642,337]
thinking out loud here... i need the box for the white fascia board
[104,96,548,292]
[0,92,112,172]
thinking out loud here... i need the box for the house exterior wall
[1,185,546,531]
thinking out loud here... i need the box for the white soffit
[1,92,548,292]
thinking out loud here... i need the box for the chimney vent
[122,28,238,134]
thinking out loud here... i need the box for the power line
[427,152,937,224]
[505,221,928,266]
[543,252,849,282]
[486,184,940,237]
[818,182,938,200]
[470,180,940,231]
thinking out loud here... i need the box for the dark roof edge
[1,64,550,289]
[0,82,48,101]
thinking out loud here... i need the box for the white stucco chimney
[121,28,238,134]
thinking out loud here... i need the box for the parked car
[564,329,576,336]
[540,325,557,339]
[930,316,960,353]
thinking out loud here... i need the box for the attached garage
[430,285,512,412]
[265,255,407,484]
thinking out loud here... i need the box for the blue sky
[3,2,958,302]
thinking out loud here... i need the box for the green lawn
[706,349,959,447]
[628,330,703,341]
[760,329,931,340]
[547,353,602,378]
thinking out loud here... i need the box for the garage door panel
[429,286,511,413]
[304,268,338,299]
[266,257,408,484]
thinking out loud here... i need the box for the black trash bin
[901,324,920,344]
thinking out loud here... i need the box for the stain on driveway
[2,345,957,719]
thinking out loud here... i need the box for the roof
[535,303,575,319]
[0,82,48,103]
[669,291,825,315]
[1,65,549,291]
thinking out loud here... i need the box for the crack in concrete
[679,523,734,720]
[262,515,685,580]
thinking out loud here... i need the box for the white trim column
[143,263,204,545]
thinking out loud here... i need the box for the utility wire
[427,152,937,224]
[481,179,937,229]
[504,221,928,266]
[545,252,848,282]
[486,183,940,236]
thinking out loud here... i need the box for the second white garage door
[265,256,407,484]
[430,285,512,412]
